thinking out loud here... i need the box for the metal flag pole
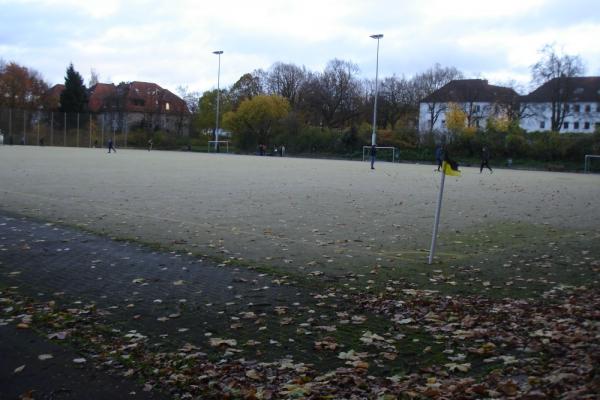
[428,167,446,264]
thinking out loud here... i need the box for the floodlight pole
[213,50,223,152]
[370,34,383,147]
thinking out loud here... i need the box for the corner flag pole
[428,169,446,265]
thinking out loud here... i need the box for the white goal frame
[584,154,600,173]
[362,146,399,163]
[208,140,230,153]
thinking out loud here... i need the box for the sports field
[1,146,599,398]
[1,146,598,272]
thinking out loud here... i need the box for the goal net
[584,154,600,173]
[362,146,399,163]
[208,140,230,153]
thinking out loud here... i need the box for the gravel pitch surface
[1,146,598,270]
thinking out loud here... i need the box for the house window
[595,122,600,130]
[585,104,591,112]
[475,119,480,128]
[165,102,170,111]
[597,104,600,112]
[584,122,590,130]
[564,122,569,129]
[574,122,579,129]
[574,104,580,113]
[474,105,481,113]
[540,121,545,129]
[564,104,570,112]
[441,120,446,126]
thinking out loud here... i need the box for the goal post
[584,154,600,173]
[208,140,230,153]
[362,146,399,163]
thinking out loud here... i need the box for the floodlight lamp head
[213,50,223,55]
[370,34,383,39]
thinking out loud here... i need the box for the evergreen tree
[60,63,88,113]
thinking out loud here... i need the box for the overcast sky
[1,0,599,95]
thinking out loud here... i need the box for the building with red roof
[47,81,190,135]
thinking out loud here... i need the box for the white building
[519,77,600,133]
[418,79,518,134]
[419,77,600,134]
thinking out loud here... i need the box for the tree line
[192,60,464,153]
[2,45,598,166]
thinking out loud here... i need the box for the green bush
[505,133,529,158]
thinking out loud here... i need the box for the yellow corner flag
[442,160,461,176]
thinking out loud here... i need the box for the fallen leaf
[246,369,262,380]
[209,338,237,347]
[48,331,68,340]
[445,362,471,372]
[497,380,519,396]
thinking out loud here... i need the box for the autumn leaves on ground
[0,148,599,399]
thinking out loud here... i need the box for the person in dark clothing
[480,146,492,173]
[435,145,444,171]
[148,139,153,151]
[370,144,377,170]
[108,138,116,153]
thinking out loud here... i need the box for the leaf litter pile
[2,275,599,399]
[2,215,600,398]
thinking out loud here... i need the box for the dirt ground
[1,146,598,273]
[1,146,599,398]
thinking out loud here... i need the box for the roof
[125,81,189,114]
[88,83,117,112]
[521,76,600,103]
[47,84,65,98]
[45,81,189,114]
[421,79,518,104]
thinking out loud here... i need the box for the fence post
[64,112,66,146]
[23,110,26,145]
[76,113,80,147]
[101,114,104,148]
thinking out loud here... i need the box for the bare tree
[89,68,100,87]
[266,62,307,108]
[378,75,421,129]
[413,63,463,133]
[496,80,534,124]
[176,86,200,114]
[229,71,264,109]
[302,59,363,128]
[531,44,585,131]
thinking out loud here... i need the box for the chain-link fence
[0,108,190,149]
